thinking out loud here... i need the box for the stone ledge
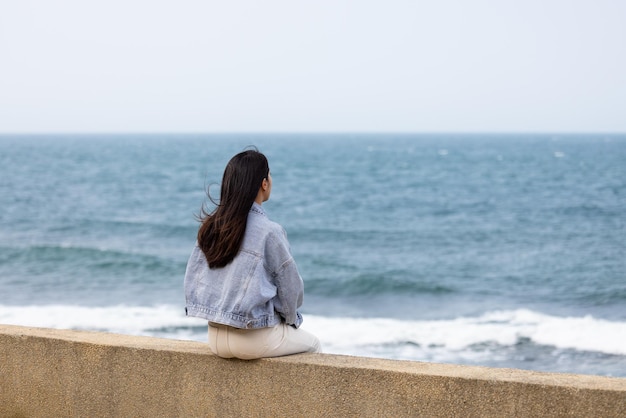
[1,324,625,417]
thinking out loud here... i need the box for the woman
[184,149,321,359]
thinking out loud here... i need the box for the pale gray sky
[1,0,625,133]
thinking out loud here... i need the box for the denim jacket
[184,203,304,329]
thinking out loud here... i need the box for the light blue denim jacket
[184,203,304,329]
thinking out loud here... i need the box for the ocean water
[1,133,625,377]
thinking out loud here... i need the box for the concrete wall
[1,324,625,417]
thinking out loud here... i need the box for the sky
[1,1,625,134]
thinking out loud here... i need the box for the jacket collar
[250,202,265,216]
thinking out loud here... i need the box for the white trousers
[208,322,321,360]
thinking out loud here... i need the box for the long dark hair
[197,149,270,268]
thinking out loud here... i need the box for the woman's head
[197,148,270,268]
[220,149,270,211]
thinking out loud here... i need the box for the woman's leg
[209,323,321,360]
[262,323,322,358]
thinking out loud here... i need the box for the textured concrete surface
[1,324,625,417]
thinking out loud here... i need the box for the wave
[0,244,185,276]
[0,304,205,341]
[2,305,624,358]
[304,310,626,358]
[306,273,454,296]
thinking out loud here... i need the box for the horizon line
[1,131,625,136]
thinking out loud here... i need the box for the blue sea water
[1,133,625,377]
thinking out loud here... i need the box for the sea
[1,133,625,377]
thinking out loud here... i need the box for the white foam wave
[1,305,625,359]
[305,309,626,359]
[0,304,208,341]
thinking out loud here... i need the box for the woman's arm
[265,227,304,327]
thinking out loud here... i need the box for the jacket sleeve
[264,226,304,328]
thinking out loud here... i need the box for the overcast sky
[1,1,625,133]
